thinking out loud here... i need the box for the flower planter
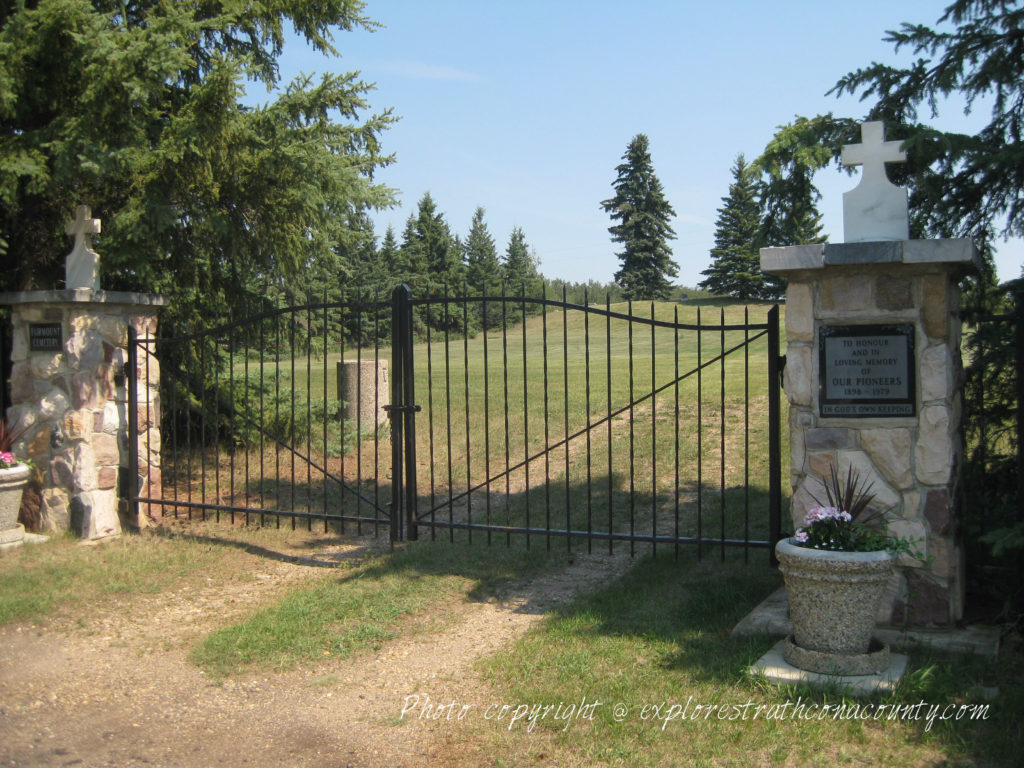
[775,537,895,675]
[0,463,30,531]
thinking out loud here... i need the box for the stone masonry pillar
[761,241,979,626]
[0,206,165,539]
[0,289,165,538]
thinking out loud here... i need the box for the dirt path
[0,536,635,768]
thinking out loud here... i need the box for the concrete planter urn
[0,463,30,547]
[775,537,895,675]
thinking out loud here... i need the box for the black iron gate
[131,285,783,559]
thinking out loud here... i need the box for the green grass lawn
[480,550,1021,767]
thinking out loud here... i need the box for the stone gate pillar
[0,206,165,539]
[761,123,981,627]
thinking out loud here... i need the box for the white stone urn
[775,538,895,675]
[0,462,30,531]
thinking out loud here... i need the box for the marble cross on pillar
[65,204,101,290]
[841,121,909,243]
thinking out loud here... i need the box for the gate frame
[128,286,784,559]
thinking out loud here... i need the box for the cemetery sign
[818,324,915,417]
[29,322,63,352]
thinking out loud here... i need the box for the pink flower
[0,451,13,466]
[794,529,809,543]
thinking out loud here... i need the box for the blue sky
[269,0,1023,289]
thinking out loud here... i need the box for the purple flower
[794,529,809,543]
[804,506,844,526]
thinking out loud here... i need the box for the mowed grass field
[159,298,787,552]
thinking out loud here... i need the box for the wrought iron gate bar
[397,518,771,549]
[408,295,769,333]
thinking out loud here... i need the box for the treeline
[261,191,693,346]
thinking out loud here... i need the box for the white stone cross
[65,204,101,290]
[841,121,909,243]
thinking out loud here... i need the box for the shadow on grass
[151,525,386,569]
[159,472,783,615]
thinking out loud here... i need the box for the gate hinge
[383,404,422,416]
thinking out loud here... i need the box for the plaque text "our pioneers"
[819,324,915,418]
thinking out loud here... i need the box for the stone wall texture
[783,264,965,626]
[5,297,161,538]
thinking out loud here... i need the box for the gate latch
[383,404,422,417]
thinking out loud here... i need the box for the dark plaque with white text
[29,323,62,352]
[819,324,915,417]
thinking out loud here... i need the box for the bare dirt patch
[0,529,635,767]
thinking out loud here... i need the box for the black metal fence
[963,285,1024,562]
[131,285,783,559]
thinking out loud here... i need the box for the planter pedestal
[0,463,30,549]
[776,538,895,675]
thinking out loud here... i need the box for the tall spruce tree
[503,227,541,289]
[502,226,541,322]
[464,207,501,293]
[0,1,396,328]
[378,225,401,283]
[601,134,679,300]
[700,155,768,300]
[397,192,461,293]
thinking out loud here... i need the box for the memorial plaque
[29,322,62,352]
[819,324,915,417]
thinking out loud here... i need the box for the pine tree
[397,192,461,293]
[600,134,679,300]
[462,207,501,330]
[398,192,463,331]
[464,207,501,294]
[378,225,401,282]
[503,227,541,289]
[830,0,1024,246]
[502,227,542,322]
[700,155,768,300]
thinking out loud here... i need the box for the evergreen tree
[378,225,401,282]
[700,155,769,300]
[464,207,501,294]
[396,213,428,289]
[501,227,542,322]
[397,192,461,293]
[600,134,679,300]
[336,210,390,344]
[463,207,502,330]
[502,227,541,289]
[757,156,826,250]
[0,1,396,328]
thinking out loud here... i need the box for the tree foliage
[396,192,463,292]
[463,207,501,294]
[830,0,1024,249]
[502,227,540,289]
[0,0,396,328]
[601,134,679,300]
[757,0,1024,284]
[700,155,774,300]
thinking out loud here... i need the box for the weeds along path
[0,529,638,768]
